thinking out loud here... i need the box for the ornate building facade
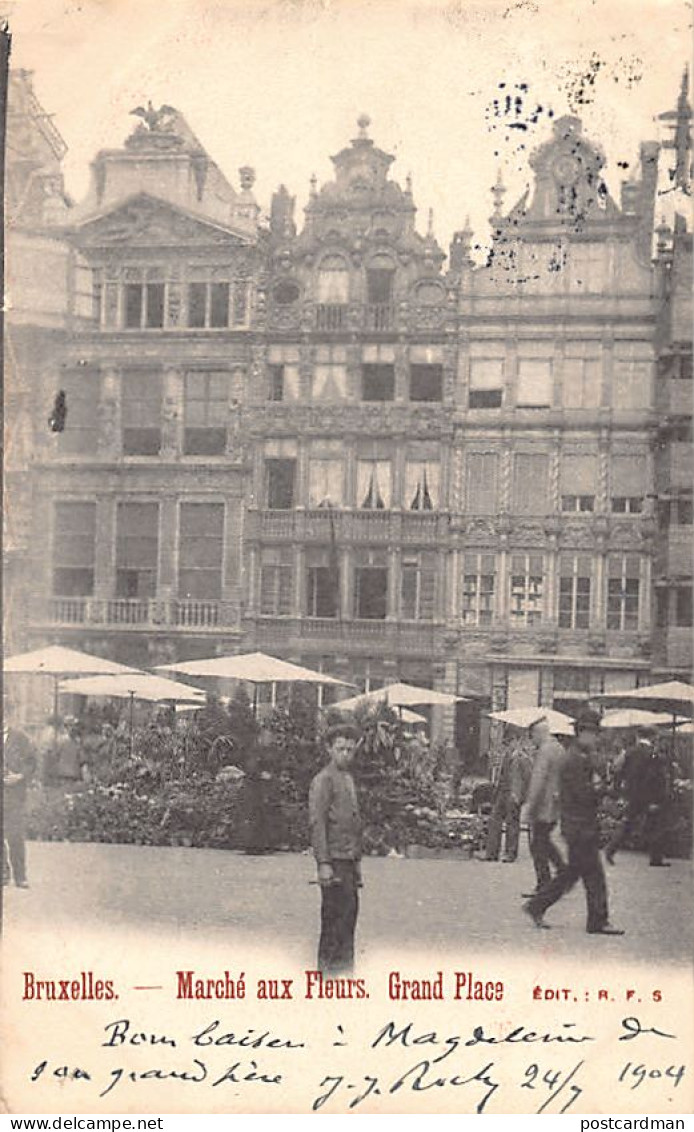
[5,77,692,745]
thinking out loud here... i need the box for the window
[124,281,165,329]
[121,371,161,456]
[679,354,693,381]
[268,346,300,401]
[513,453,549,514]
[612,496,643,514]
[517,359,552,407]
[559,555,592,629]
[116,502,159,598]
[306,557,339,618]
[405,461,439,510]
[56,371,99,455]
[469,358,503,409]
[562,495,594,512]
[266,459,296,510]
[52,502,95,596]
[466,452,498,514]
[410,364,443,402]
[675,495,693,525]
[563,346,602,408]
[356,460,392,509]
[184,372,228,455]
[354,566,388,619]
[613,346,653,409]
[401,553,436,620]
[178,502,224,600]
[362,364,395,401]
[367,268,394,305]
[187,282,229,328]
[462,553,495,626]
[273,280,300,305]
[260,548,293,616]
[313,345,347,401]
[308,459,344,508]
[675,586,693,628]
[317,257,349,304]
[611,454,647,514]
[553,667,591,695]
[510,554,544,626]
[607,555,640,631]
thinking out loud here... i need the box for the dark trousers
[606,800,667,865]
[318,859,359,974]
[527,833,609,932]
[530,821,565,890]
[3,806,27,885]
[485,793,521,860]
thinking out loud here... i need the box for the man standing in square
[309,723,362,973]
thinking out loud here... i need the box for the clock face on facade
[552,155,581,185]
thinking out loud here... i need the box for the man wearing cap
[309,723,363,973]
[523,716,567,897]
[523,709,624,935]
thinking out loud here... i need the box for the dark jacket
[559,743,601,841]
[309,761,362,864]
[3,727,37,808]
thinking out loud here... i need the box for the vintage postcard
[1,0,692,1117]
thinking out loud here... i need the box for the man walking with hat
[523,709,624,935]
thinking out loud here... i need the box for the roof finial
[357,113,371,139]
[491,169,507,219]
[427,207,434,237]
[405,172,413,196]
[309,172,318,199]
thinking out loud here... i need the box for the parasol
[334,681,465,713]
[600,709,688,729]
[488,706,575,736]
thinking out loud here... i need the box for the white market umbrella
[600,709,688,729]
[156,651,351,714]
[594,681,694,719]
[400,707,428,726]
[60,672,206,757]
[488,706,575,736]
[4,645,140,751]
[335,681,465,713]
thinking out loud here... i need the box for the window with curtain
[517,359,553,407]
[462,553,495,626]
[178,502,224,600]
[267,346,300,401]
[317,256,350,304]
[510,554,544,626]
[469,359,504,409]
[404,461,439,510]
[465,452,498,514]
[558,555,592,629]
[313,344,348,401]
[308,459,344,508]
[513,453,550,514]
[183,371,228,455]
[115,502,159,598]
[306,550,340,618]
[401,553,436,620]
[607,554,640,631]
[121,370,161,456]
[259,548,293,616]
[52,502,96,596]
[356,460,392,509]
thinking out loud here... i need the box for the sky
[5,0,692,252]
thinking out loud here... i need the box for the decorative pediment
[70,194,252,249]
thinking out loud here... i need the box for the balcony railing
[364,303,395,331]
[41,597,239,630]
[255,617,437,651]
[315,304,348,331]
[253,509,446,543]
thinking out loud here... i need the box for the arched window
[317,255,349,304]
[366,254,395,305]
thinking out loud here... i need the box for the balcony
[364,303,395,332]
[39,597,240,631]
[254,616,437,652]
[315,304,348,331]
[250,509,448,544]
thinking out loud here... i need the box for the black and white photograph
[1,0,692,1117]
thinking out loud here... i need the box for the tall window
[366,267,394,305]
[560,453,597,513]
[558,555,592,629]
[510,554,544,626]
[116,502,159,598]
[308,459,344,508]
[607,554,640,631]
[462,553,495,626]
[354,563,388,619]
[267,346,300,402]
[466,452,498,514]
[401,553,436,620]
[306,550,339,618]
[265,458,296,510]
[313,345,348,401]
[404,461,439,511]
[611,454,647,514]
[469,358,504,409]
[513,453,549,514]
[178,502,224,600]
[187,281,229,328]
[675,585,693,627]
[362,364,394,401]
[563,344,602,408]
[660,492,693,528]
[409,364,443,402]
[183,372,228,455]
[517,359,552,407]
[356,460,392,509]
[121,371,161,456]
[52,502,96,596]
[124,278,165,329]
[56,371,99,455]
[259,548,293,616]
[317,256,349,304]
[613,345,653,409]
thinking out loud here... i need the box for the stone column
[94,496,116,599]
[161,367,183,458]
[293,544,303,617]
[246,545,258,614]
[98,367,122,459]
[158,495,178,598]
[387,546,399,619]
[394,342,408,402]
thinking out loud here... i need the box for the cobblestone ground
[3,839,692,967]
